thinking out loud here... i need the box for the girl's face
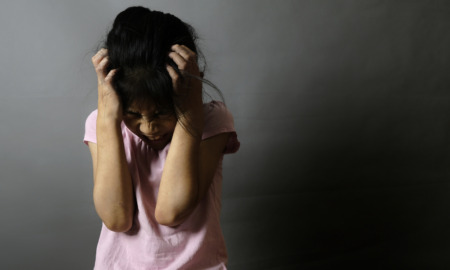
[123,103,177,150]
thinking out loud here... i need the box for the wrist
[96,117,124,149]
[96,115,122,135]
[97,110,123,125]
[177,110,203,138]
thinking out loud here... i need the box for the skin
[89,45,230,231]
[123,105,177,151]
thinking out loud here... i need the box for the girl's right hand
[92,48,122,122]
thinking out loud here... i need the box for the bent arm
[156,44,230,227]
[155,125,230,227]
[88,119,134,232]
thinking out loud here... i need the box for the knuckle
[179,62,187,70]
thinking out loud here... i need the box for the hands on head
[92,44,203,124]
[92,48,121,122]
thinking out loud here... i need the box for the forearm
[94,116,134,232]
[156,111,203,226]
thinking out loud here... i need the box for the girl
[84,6,240,270]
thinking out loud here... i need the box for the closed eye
[126,111,141,118]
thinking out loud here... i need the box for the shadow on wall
[224,53,450,270]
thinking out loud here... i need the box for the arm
[154,44,229,227]
[89,49,134,232]
[155,127,230,227]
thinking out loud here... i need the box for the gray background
[1,0,450,269]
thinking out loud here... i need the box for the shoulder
[202,101,240,154]
[203,100,229,113]
[84,109,98,145]
[86,108,98,121]
[202,101,234,136]
[202,101,234,130]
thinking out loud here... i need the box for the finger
[104,69,117,84]
[95,57,109,82]
[92,48,108,66]
[171,44,195,61]
[168,52,188,71]
[166,65,179,86]
[179,45,196,58]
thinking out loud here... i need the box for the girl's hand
[167,44,203,115]
[92,48,122,122]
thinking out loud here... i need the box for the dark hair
[104,6,220,118]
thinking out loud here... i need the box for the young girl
[84,6,240,270]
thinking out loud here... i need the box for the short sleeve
[202,101,240,154]
[83,109,98,145]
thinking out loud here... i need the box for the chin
[149,142,169,151]
[145,136,172,150]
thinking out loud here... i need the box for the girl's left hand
[166,44,203,115]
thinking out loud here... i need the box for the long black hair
[104,6,219,116]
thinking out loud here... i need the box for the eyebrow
[126,110,142,115]
[125,107,174,118]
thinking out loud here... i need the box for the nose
[139,119,157,135]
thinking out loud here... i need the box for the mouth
[146,133,169,142]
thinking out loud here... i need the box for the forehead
[126,100,175,116]
[126,97,156,111]
[127,103,155,112]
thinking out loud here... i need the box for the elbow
[155,208,183,227]
[155,186,199,227]
[94,204,134,232]
[104,218,133,232]
[155,206,194,227]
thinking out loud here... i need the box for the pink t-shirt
[84,101,239,270]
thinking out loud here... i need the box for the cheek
[123,119,139,133]
[163,120,177,133]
